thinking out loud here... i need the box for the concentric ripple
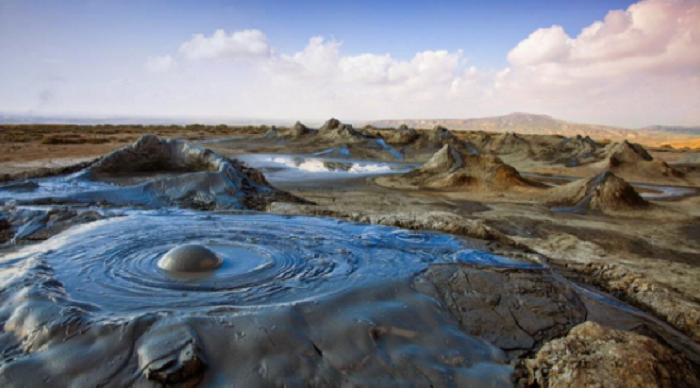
[40,213,531,313]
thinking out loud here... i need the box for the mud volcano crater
[30,212,531,313]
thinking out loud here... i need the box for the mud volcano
[0,212,569,387]
[18,135,304,210]
[377,143,536,191]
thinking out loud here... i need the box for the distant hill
[366,113,698,144]
[642,125,700,136]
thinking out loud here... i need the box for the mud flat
[1,128,700,387]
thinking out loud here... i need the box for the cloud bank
[116,0,700,125]
[179,29,269,60]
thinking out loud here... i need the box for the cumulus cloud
[507,0,700,76]
[269,36,463,91]
[507,26,571,67]
[496,0,700,125]
[67,0,699,126]
[143,54,177,73]
[179,29,269,60]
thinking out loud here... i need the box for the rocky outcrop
[27,136,306,210]
[520,322,700,388]
[384,144,535,191]
[416,263,587,360]
[542,171,648,212]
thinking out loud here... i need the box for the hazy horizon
[1,0,699,127]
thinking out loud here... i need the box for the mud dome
[12,213,530,313]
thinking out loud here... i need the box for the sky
[0,0,698,128]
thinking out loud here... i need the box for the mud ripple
[25,213,531,313]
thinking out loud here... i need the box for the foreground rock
[24,135,306,210]
[378,143,537,191]
[521,321,700,388]
[541,170,648,213]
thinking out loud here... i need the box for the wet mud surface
[26,212,530,313]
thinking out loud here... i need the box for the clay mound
[265,125,278,138]
[36,135,305,210]
[287,121,311,138]
[384,125,418,144]
[554,135,602,166]
[317,118,366,143]
[384,144,535,191]
[413,125,477,153]
[606,140,684,179]
[522,321,700,388]
[543,171,648,212]
[489,132,531,155]
[608,140,653,164]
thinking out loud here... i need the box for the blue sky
[1,0,698,127]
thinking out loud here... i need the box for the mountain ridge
[366,113,700,143]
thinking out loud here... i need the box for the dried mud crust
[415,263,587,360]
[561,262,700,343]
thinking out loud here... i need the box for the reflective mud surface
[235,153,418,183]
[0,173,115,201]
[16,212,530,313]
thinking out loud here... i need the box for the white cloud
[506,0,700,77]
[495,0,700,126]
[29,0,698,126]
[268,36,463,92]
[179,29,269,61]
[507,26,571,67]
[143,54,177,73]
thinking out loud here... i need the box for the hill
[367,113,699,146]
